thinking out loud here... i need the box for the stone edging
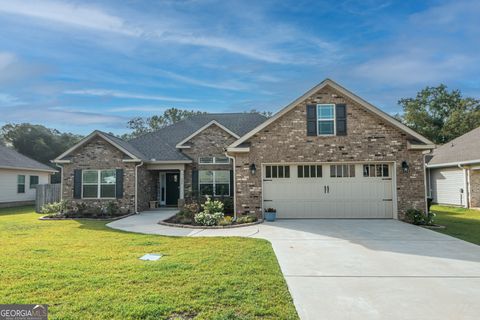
[421,224,446,230]
[158,219,264,229]
[39,212,136,221]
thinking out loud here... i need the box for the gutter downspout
[54,163,63,201]
[224,151,237,221]
[135,161,144,214]
[423,153,429,215]
[458,164,469,208]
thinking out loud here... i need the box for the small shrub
[217,197,233,214]
[425,211,436,226]
[218,216,233,226]
[406,208,427,225]
[265,208,276,213]
[236,215,258,224]
[181,202,200,219]
[201,196,224,214]
[41,200,67,214]
[105,201,118,216]
[194,211,224,226]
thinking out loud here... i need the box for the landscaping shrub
[406,208,435,225]
[41,200,67,214]
[194,197,224,226]
[218,216,233,226]
[237,215,258,224]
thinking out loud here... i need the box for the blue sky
[0,0,479,135]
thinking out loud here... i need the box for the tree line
[1,85,479,171]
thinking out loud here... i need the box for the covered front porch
[140,162,187,210]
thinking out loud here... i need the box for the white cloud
[64,89,195,102]
[0,52,16,70]
[156,69,249,91]
[0,93,24,106]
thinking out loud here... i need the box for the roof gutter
[0,165,57,173]
[426,159,480,168]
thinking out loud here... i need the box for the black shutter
[192,170,199,197]
[73,169,82,199]
[336,104,347,136]
[229,170,234,196]
[306,104,317,136]
[116,169,124,199]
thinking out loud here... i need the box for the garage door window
[330,164,355,178]
[265,165,290,178]
[298,165,322,178]
[363,164,389,177]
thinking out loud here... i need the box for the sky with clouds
[0,0,479,135]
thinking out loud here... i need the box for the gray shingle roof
[0,145,56,171]
[97,131,146,159]
[427,126,480,166]
[129,113,267,161]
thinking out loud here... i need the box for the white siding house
[0,145,56,207]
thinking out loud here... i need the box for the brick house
[52,79,435,220]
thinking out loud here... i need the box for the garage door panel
[263,163,394,219]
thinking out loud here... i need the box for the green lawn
[0,207,298,320]
[430,205,480,245]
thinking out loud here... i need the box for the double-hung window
[199,170,230,196]
[17,175,25,193]
[82,169,116,198]
[317,104,335,135]
[29,175,39,188]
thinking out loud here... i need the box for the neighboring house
[52,79,435,220]
[0,145,56,208]
[426,126,480,208]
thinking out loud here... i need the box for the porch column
[179,169,185,200]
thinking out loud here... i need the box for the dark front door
[165,173,180,206]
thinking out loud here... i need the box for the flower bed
[39,200,131,220]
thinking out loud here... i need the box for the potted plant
[264,208,277,222]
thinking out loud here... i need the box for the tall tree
[398,85,480,144]
[1,123,83,166]
[123,108,206,140]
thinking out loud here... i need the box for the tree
[398,85,480,144]
[248,109,273,118]
[123,108,206,140]
[1,123,83,166]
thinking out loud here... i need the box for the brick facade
[181,124,236,198]
[470,169,480,208]
[231,85,427,220]
[61,136,137,213]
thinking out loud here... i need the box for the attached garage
[262,163,395,219]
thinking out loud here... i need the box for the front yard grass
[0,207,298,319]
[430,205,480,245]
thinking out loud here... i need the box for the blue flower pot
[264,211,276,222]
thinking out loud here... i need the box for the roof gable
[53,131,144,162]
[175,120,240,148]
[228,79,434,150]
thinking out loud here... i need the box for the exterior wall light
[401,161,409,173]
[249,163,257,175]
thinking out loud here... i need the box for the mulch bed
[158,218,263,229]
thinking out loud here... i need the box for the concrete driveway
[108,212,480,320]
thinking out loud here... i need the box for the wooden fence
[35,184,61,213]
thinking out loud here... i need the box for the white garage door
[430,168,465,206]
[263,163,394,218]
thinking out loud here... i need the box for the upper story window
[82,169,116,199]
[317,104,335,135]
[199,156,230,164]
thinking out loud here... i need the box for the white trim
[53,131,139,161]
[175,120,240,148]
[51,159,71,164]
[228,78,433,150]
[146,163,186,171]
[392,161,398,219]
[143,160,192,164]
[0,165,57,173]
[81,169,116,199]
[226,147,250,153]
[407,141,436,150]
[426,159,480,168]
[198,156,230,165]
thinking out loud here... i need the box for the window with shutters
[199,170,230,196]
[82,169,116,198]
[265,165,290,179]
[330,164,355,178]
[297,165,322,178]
[363,164,389,178]
[317,104,335,135]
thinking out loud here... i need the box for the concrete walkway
[107,211,480,320]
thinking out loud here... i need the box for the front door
[165,173,180,206]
